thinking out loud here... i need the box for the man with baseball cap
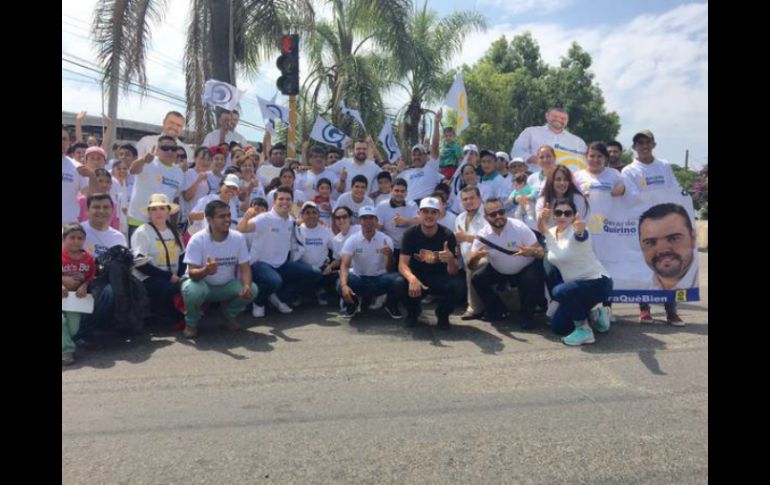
[621,129,685,326]
[188,174,241,234]
[399,110,443,203]
[338,206,401,318]
[296,201,335,305]
[393,197,465,329]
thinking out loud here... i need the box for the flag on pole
[257,96,289,124]
[340,100,366,131]
[443,73,469,133]
[378,118,401,163]
[310,116,351,149]
[202,80,244,111]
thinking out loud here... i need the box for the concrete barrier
[696,221,708,251]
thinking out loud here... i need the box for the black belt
[476,236,519,256]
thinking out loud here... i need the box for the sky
[62,0,708,169]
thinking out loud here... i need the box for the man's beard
[652,251,690,278]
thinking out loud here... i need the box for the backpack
[94,246,150,336]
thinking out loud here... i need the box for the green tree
[92,0,314,142]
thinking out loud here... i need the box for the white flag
[257,96,289,125]
[264,118,277,137]
[378,118,401,163]
[310,116,351,149]
[443,73,469,133]
[340,100,366,131]
[202,80,244,111]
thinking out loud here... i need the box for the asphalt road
[62,253,708,484]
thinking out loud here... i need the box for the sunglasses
[553,209,574,217]
[485,209,506,218]
[159,145,178,153]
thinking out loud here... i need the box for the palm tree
[92,0,314,143]
[302,0,411,140]
[388,2,486,147]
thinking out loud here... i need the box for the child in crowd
[438,126,463,179]
[370,171,392,205]
[78,168,120,230]
[314,178,334,227]
[509,172,537,221]
[62,223,97,366]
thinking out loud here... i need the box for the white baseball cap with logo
[358,206,378,218]
[419,197,441,211]
[223,174,240,187]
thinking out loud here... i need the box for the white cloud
[478,0,574,16]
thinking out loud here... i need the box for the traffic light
[276,34,299,95]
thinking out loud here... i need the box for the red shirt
[62,248,96,283]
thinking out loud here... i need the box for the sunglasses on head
[553,209,574,217]
[159,145,178,152]
[485,209,506,218]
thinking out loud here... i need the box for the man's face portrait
[639,210,695,282]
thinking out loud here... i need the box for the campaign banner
[555,144,588,172]
[585,186,700,303]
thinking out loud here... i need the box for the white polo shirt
[621,158,681,195]
[376,199,419,249]
[471,218,537,275]
[400,158,442,201]
[184,229,250,286]
[438,211,457,231]
[511,124,587,166]
[256,163,285,188]
[81,221,128,258]
[478,173,510,201]
[298,223,334,269]
[341,230,394,277]
[574,168,623,195]
[128,159,184,223]
[248,209,294,267]
[334,192,374,219]
[327,157,382,192]
[296,169,339,199]
[331,225,362,259]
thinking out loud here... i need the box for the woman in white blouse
[538,198,613,346]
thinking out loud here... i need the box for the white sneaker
[369,295,387,310]
[546,300,560,318]
[608,307,616,323]
[268,294,293,314]
[252,304,265,318]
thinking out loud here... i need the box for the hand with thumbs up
[438,241,454,263]
[393,213,409,226]
[339,168,348,182]
[205,257,218,275]
[540,201,552,222]
[573,211,586,236]
[382,239,392,259]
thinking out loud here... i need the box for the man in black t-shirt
[394,197,466,329]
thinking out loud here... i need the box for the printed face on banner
[639,208,696,288]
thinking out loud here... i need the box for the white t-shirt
[478,173,509,201]
[574,168,623,196]
[331,225,362,259]
[327,158,382,192]
[128,159,184,223]
[341,230,394,277]
[62,156,88,224]
[184,229,250,286]
[248,209,294,267]
[189,194,240,235]
[400,158,442,202]
[296,169,339,199]
[82,220,128,258]
[136,134,193,161]
[471,218,537,275]
[526,171,547,196]
[256,163,285,188]
[298,223,334,269]
[201,129,246,148]
[182,170,215,217]
[438,211,457,232]
[511,124,587,167]
[545,226,608,282]
[376,200,418,249]
[334,192,374,219]
[373,193,390,206]
[455,209,489,269]
[130,224,182,281]
[621,158,681,196]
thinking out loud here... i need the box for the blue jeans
[550,276,613,335]
[337,273,400,300]
[74,284,114,340]
[471,260,546,317]
[251,260,323,306]
[142,275,182,321]
[393,272,466,318]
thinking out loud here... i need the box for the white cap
[419,197,441,211]
[463,144,479,154]
[358,206,377,218]
[411,144,428,154]
[223,174,240,187]
[495,152,510,162]
[301,201,318,212]
[509,156,526,166]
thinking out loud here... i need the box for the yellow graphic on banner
[457,92,467,131]
[675,289,687,302]
[555,148,587,171]
[587,214,604,234]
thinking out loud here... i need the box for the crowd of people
[62,106,691,366]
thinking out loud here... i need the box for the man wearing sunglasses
[126,135,185,243]
[467,198,546,328]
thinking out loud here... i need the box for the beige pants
[465,258,487,314]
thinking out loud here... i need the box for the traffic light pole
[288,95,297,158]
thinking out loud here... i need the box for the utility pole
[685,149,689,171]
